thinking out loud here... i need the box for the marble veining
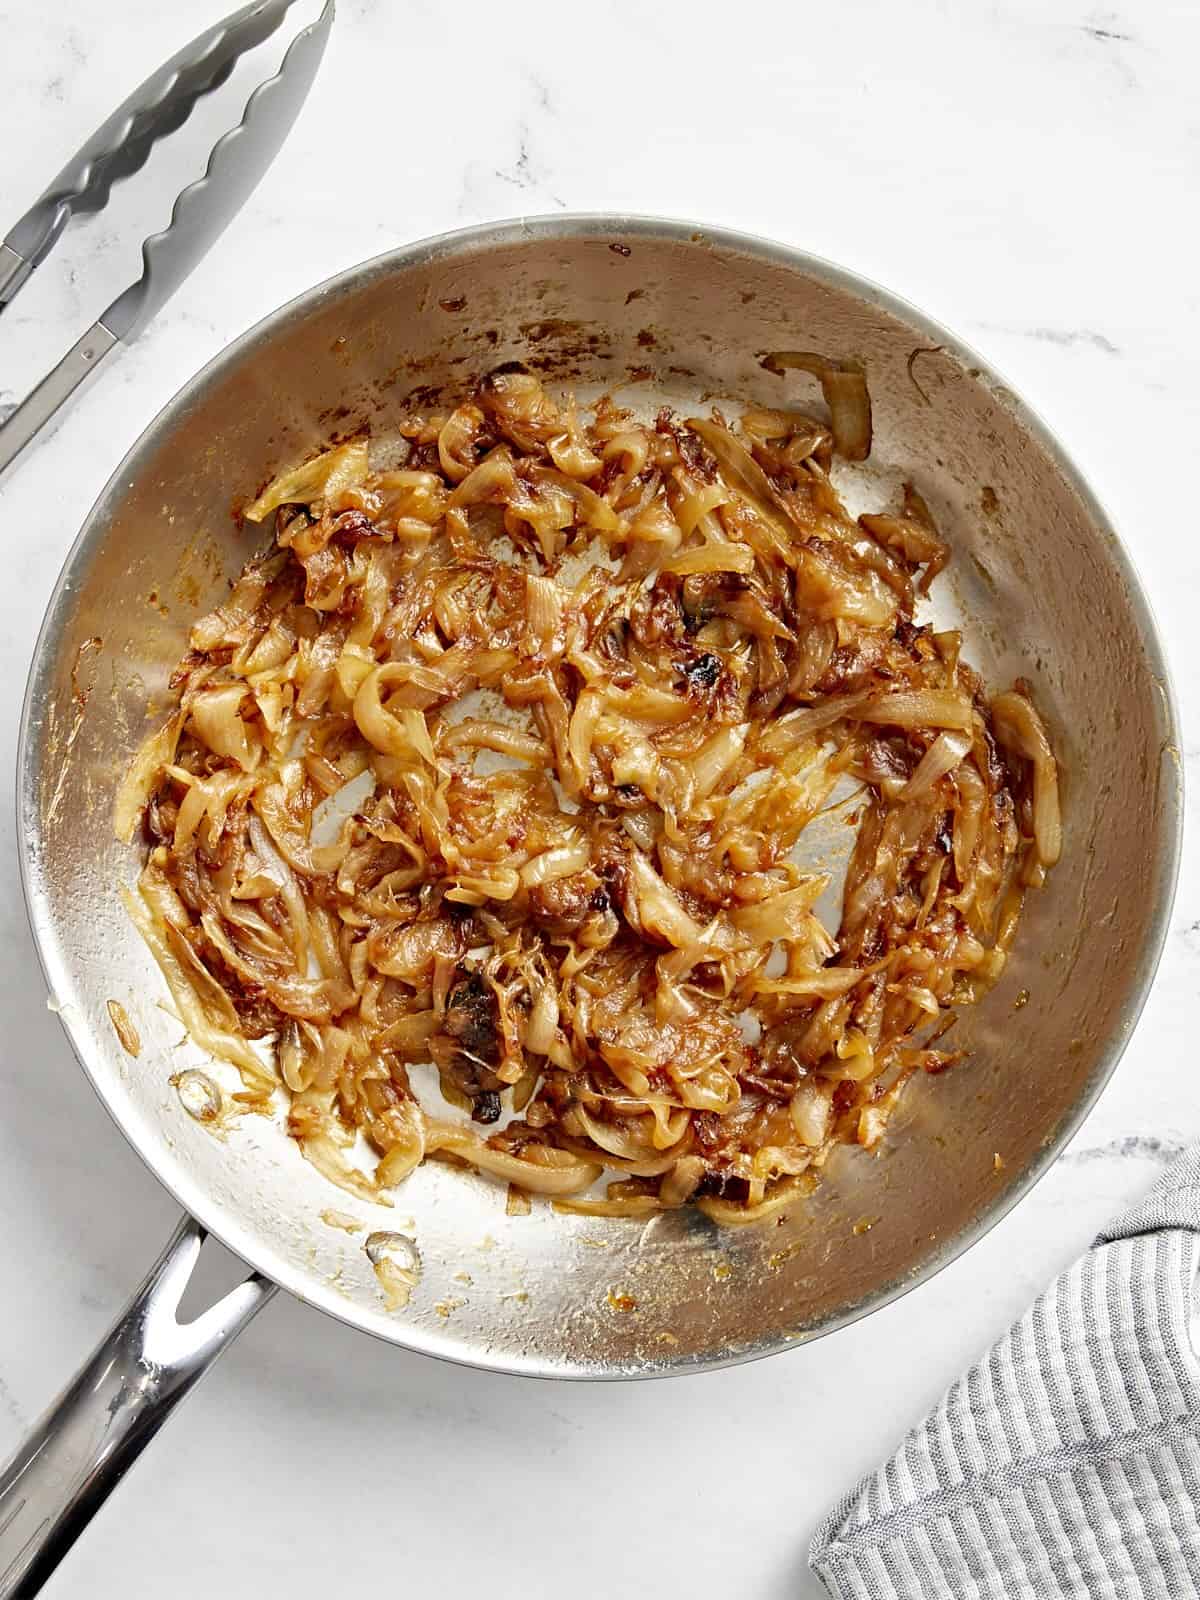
[0,1,1196,1597]
[1002,326,1122,354]
[1060,1134,1190,1167]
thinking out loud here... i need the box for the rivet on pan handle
[0,1216,275,1599]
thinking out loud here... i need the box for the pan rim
[16,211,1184,1380]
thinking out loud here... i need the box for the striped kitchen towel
[810,1146,1200,1598]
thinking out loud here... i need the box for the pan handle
[0,1214,276,1598]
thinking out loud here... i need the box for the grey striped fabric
[810,1147,1200,1598]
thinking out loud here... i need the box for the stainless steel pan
[0,215,1181,1595]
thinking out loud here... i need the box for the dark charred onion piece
[444,970,499,1060]
[680,651,722,692]
[473,1089,502,1125]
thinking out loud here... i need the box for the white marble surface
[0,0,1197,1593]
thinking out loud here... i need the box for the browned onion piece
[991,690,1062,868]
[244,438,369,522]
[856,690,974,731]
[113,714,183,843]
[902,730,973,800]
[685,417,794,537]
[860,484,948,594]
[760,351,873,461]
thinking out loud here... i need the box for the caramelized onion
[244,438,369,522]
[760,351,872,460]
[857,690,974,731]
[122,370,1059,1225]
[114,714,182,843]
[992,690,1062,868]
[902,730,973,799]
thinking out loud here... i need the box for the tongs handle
[0,325,118,480]
[0,0,300,312]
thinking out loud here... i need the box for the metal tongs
[0,0,334,478]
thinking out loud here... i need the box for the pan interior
[20,219,1179,1377]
